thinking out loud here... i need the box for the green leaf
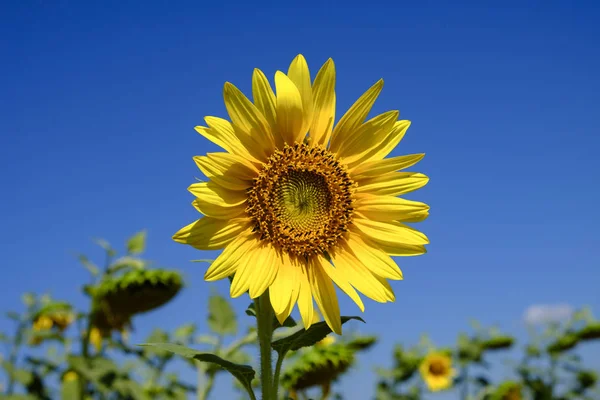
[174,324,197,341]
[127,230,147,254]
[107,256,145,274]
[77,254,99,276]
[194,334,219,346]
[208,294,237,335]
[61,379,81,400]
[6,311,20,321]
[139,343,256,396]
[245,303,297,330]
[21,292,36,307]
[271,316,364,356]
[2,361,34,385]
[94,238,117,257]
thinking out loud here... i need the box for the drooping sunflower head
[491,381,522,400]
[419,352,455,392]
[174,55,430,334]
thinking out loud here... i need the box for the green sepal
[139,343,256,397]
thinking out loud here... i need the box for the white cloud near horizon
[524,303,574,325]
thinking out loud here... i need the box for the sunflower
[491,381,522,400]
[419,352,455,392]
[174,55,429,334]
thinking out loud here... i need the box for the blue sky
[1,0,599,398]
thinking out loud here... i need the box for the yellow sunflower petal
[173,218,250,250]
[193,153,258,191]
[349,120,411,166]
[246,245,279,299]
[204,230,258,281]
[329,79,384,153]
[309,59,336,147]
[297,264,315,330]
[251,69,278,142]
[354,193,430,222]
[335,110,399,160]
[192,198,245,219]
[309,257,342,334]
[351,227,426,256]
[315,255,365,312]
[188,182,247,219]
[202,116,263,164]
[269,256,301,324]
[356,172,429,196]
[330,245,393,303]
[351,153,425,178]
[346,232,403,280]
[352,217,429,246]
[275,71,305,145]
[223,82,275,155]
[287,54,313,137]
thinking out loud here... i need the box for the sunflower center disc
[246,143,355,257]
[428,361,447,376]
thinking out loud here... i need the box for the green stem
[6,320,25,394]
[256,293,274,400]
[461,364,469,400]
[272,353,285,399]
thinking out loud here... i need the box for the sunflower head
[174,55,429,334]
[32,315,53,331]
[419,352,456,392]
[576,322,600,341]
[94,269,183,321]
[481,335,514,351]
[547,333,579,354]
[491,381,522,400]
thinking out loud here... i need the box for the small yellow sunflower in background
[62,371,79,382]
[32,315,53,331]
[419,352,456,391]
[89,327,104,352]
[174,55,429,334]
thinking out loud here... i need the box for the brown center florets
[428,360,448,376]
[246,143,355,257]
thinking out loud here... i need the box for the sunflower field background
[1,1,599,400]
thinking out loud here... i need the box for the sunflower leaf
[271,316,364,356]
[61,379,81,400]
[208,294,237,335]
[126,230,146,255]
[139,343,256,397]
[77,254,99,276]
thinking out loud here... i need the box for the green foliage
[271,316,364,356]
[208,293,237,335]
[127,230,147,254]
[78,254,100,276]
[140,343,256,396]
[281,334,377,393]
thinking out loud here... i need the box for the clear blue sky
[1,0,599,398]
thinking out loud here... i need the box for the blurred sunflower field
[1,232,598,400]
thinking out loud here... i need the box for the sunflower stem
[256,292,274,400]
